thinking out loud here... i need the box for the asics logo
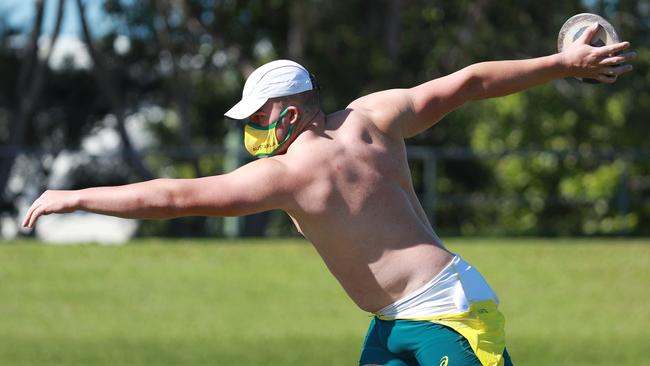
[440,355,449,366]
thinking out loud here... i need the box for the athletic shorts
[359,255,513,366]
[360,317,513,366]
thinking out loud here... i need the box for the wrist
[70,189,84,211]
[552,52,573,78]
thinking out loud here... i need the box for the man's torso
[276,108,453,312]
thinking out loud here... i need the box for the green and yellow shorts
[359,255,513,366]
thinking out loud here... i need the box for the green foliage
[1,0,649,236]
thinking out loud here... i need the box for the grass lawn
[1,237,649,365]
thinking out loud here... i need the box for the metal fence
[407,146,650,236]
[3,144,650,237]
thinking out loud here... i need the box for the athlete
[23,23,634,365]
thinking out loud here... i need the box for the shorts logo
[439,355,449,366]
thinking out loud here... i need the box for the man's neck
[303,111,326,133]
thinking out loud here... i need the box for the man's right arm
[22,158,296,228]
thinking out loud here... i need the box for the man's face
[249,101,286,128]
[246,101,297,156]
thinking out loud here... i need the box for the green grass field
[1,238,649,365]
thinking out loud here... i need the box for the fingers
[598,41,631,56]
[22,190,77,228]
[601,64,634,76]
[593,65,633,84]
[22,193,48,229]
[578,22,600,45]
[21,211,30,228]
[575,23,632,58]
[26,204,51,229]
[22,198,37,227]
[590,41,635,83]
[25,208,39,229]
[599,51,637,66]
[22,199,42,228]
[595,74,618,84]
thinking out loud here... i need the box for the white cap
[224,60,314,120]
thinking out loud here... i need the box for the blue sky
[0,0,116,69]
[2,0,609,37]
[0,0,110,36]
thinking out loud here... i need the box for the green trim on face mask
[246,107,290,130]
[253,122,296,157]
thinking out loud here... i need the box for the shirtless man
[23,23,634,365]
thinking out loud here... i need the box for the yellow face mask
[244,107,295,157]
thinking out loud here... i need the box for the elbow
[156,178,234,218]
[162,180,188,218]
[139,179,183,219]
[462,66,484,101]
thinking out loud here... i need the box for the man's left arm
[350,23,635,140]
[405,24,634,137]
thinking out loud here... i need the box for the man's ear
[286,105,300,125]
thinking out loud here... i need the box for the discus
[557,13,620,83]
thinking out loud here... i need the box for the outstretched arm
[349,22,635,139]
[22,158,295,228]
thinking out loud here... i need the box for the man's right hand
[22,190,80,228]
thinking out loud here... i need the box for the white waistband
[375,255,499,319]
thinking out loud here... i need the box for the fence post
[223,125,244,238]
[617,160,630,236]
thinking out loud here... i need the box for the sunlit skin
[23,24,635,319]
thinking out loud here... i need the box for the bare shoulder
[346,89,414,140]
[218,156,301,212]
[265,150,314,190]
[232,155,288,176]
[343,70,473,139]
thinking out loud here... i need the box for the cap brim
[224,97,268,120]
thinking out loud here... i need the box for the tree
[0,0,65,210]
[2,0,649,237]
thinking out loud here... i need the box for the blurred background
[1,3,649,366]
[1,0,649,243]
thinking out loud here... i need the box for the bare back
[276,108,453,313]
